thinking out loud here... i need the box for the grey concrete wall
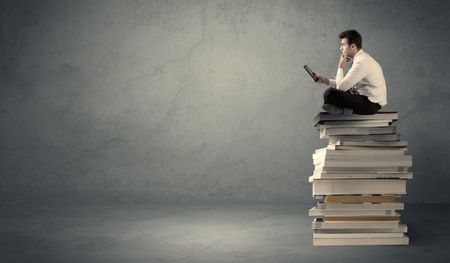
[1,0,449,204]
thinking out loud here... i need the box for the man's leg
[323,87,381,115]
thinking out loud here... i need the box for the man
[314,29,387,115]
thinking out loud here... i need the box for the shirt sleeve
[328,79,337,88]
[335,61,368,91]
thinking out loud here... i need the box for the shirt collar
[353,49,364,60]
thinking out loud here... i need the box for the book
[311,172,413,180]
[328,145,408,151]
[316,202,404,210]
[313,166,410,175]
[324,195,397,204]
[311,179,407,195]
[311,218,400,229]
[314,147,407,156]
[313,112,399,125]
[316,120,391,129]
[312,156,413,167]
[313,231,405,239]
[313,235,409,246]
[320,126,397,138]
[313,152,408,160]
[309,207,398,216]
[328,134,401,143]
[333,140,408,147]
[313,223,407,232]
[323,214,401,221]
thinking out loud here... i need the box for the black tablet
[304,65,318,81]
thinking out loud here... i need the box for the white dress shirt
[329,49,387,106]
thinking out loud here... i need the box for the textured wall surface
[1,0,449,204]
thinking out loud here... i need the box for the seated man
[314,29,386,115]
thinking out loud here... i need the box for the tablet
[304,65,318,81]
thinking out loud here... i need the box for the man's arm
[328,78,336,88]
[313,73,336,88]
[335,61,368,91]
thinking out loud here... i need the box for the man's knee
[323,87,338,102]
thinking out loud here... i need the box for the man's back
[353,50,387,107]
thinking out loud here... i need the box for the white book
[313,156,411,164]
[309,207,398,216]
[313,155,412,167]
[316,202,404,210]
[311,179,407,195]
[313,231,405,239]
[317,120,391,129]
[313,152,408,161]
[313,158,412,167]
[313,159,413,168]
[320,126,397,138]
[313,224,407,233]
[312,150,411,160]
[313,112,398,125]
[313,153,409,160]
[313,166,409,174]
[333,140,408,147]
[311,172,413,180]
[311,218,400,229]
[328,134,401,144]
[313,235,409,246]
[329,145,407,150]
[314,147,407,156]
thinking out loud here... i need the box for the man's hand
[339,49,350,68]
[313,72,330,85]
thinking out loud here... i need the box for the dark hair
[339,29,362,49]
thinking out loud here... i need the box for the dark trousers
[323,87,381,115]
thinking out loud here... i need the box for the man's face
[340,38,352,57]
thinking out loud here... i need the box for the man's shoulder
[357,50,372,60]
[357,51,381,66]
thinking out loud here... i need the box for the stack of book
[309,112,412,246]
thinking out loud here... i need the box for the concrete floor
[1,203,449,263]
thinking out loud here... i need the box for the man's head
[339,29,362,58]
